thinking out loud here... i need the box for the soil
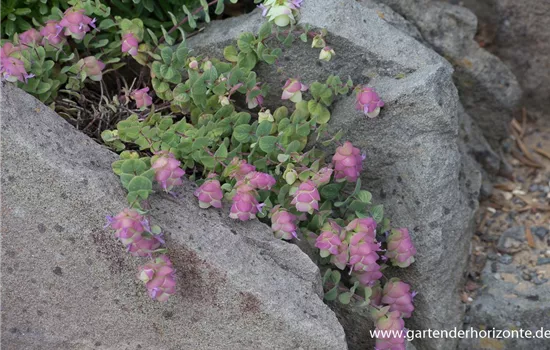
[464,113,550,301]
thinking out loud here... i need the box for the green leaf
[324,286,339,301]
[256,121,272,137]
[182,5,197,28]
[258,21,272,40]
[127,175,152,192]
[322,269,332,284]
[357,190,372,203]
[192,137,210,150]
[320,183,343,200]
[215,0,225,15]
[214,143,228,159]
[258,136,277,153]
[371,204,384,223]
[233,124,252,143]
[99,19,115,30]
[237,51,257,72]
[338,292,352,305]
[237,32,255,53]
[223,45,239,63]
[330,270,341,284]
[161,47,173,64]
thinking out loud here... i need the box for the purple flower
[315,221,343,257]
[108,208,163,257]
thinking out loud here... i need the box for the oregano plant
[1,0,417,348]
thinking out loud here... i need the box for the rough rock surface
[445,0,550,123]
[188,1,481,349]
[459,262,550,350]
[374,0,522,146]
[0,82,347,350]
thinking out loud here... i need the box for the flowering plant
[2,1,417,347]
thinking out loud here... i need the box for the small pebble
[529,184,540,192]
[532,276,548,285]
[522,272,532,281]
[494,273,501,280]
[491,261,498,273]
[537,257,550,266]
[532,226,549,240]
[487,252,498,260]
[498,254,513,265]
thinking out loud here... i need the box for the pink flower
[315,221,343,257]
[330,241,349,270]
[281,78,308,103]
[151,151,185,192]
[246,85,264,109]
[19,28,42,46]
[194,178,223,209]
[77,56,105,81]
[227,158,256,181]
[332,141,363,182]
[311,166,333,187]
[121,32,139,56]
[291,180,320,214]
[243,171,276,190]
[131,87,152,109]
[386,228,416,268]
[40,20,65,46]
[348,232,382,284]
[137,255,176,302]
[271,206,297,240]
[229,191,260,221]
[345,217,377,242]
[59,7,95,40]
[107,208,163,257]
[381,278,415,318]
[355,86,384,118]
[0,42,20,59]
[0,56,31,83]
[374,310,406,350]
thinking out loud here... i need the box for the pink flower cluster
[356,86,384,118]
[194,177,223,209]
[386,228,416,268]
[281,78,308,103]
[315,218,384,286]
[106,208,163,257]
[332,141,364,183]
[271,206,298,240]
[291,180,320,214]
[151,151,185,192]
[131,87,153,109]
[121,32,139,56]
[372,308,407,350]
[229,164,275,221]
[0,6,105,84]
[137,255,176,302]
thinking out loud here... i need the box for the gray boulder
[446,0,550,122]
[0,82,347,350]
[374,0,522,146]
[188,1,481,349]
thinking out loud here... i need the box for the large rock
[445,0,550,123]
[188,2,481,349]
[0,82,347,349]
[374,0,522,146]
